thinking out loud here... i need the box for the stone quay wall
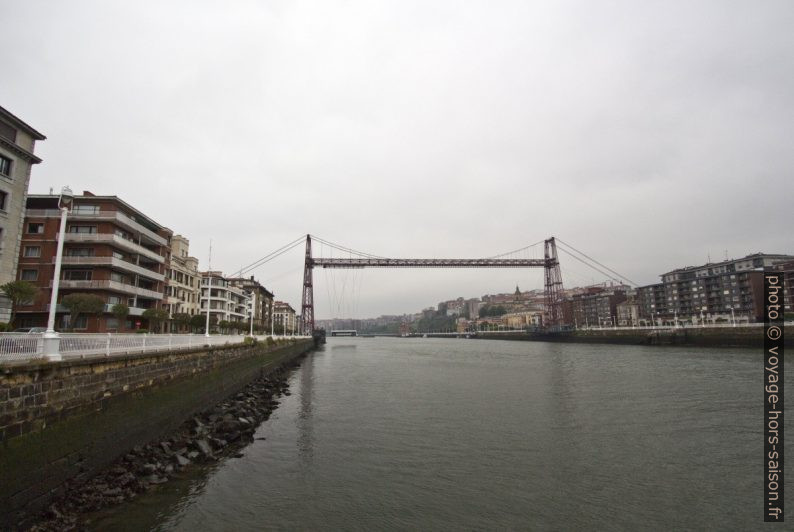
[0,338,314,523]
[479,326,787,348]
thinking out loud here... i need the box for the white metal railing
[0,333,312,363]
[0,333,244,362]
[0,333,44,361]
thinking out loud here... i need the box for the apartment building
[564,285,630,327]
[771,260,793,315]
[616,296,641,326]
[652,253,793,323]
[200,271,250,325]
[165,234,201,319]
[16,191,171,331]
[636,283,667,324]
[0,106,45,324]
[273,301,297,334]
[228,276,274,330]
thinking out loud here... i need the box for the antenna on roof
[707,252,711,264]
[724,249,729,261]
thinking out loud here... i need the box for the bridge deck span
[312,258,546,268]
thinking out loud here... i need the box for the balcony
[57,256,165,281]
[59,233,165,263]
[54,280,164,300]
[47,304,151,316]
[26,209,167,246]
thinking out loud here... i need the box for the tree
[0,280,39,328]
[479,305,507,318]
[173,313,192,333]
[60,293,105,331]
[218,320,231,334]
[142,308,169,333]
[190,314,206,333]
[111,303,129,331]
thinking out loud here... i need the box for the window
[63,270,92,281]
[66,247,94,257]
[72,204,99,214]
[20,269,38,281]
[27,223,44,234]
[23,246,41,257]
[107,295,122,305]
[68,225,97,234]
[106,318,119,330]
[112,251,125,260]
[0,155,11,176]
[70,316,88,330]
[110,272,127,283]
[0,189,7,210]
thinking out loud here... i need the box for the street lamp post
[42,186,73,361]
[731,307,736,327]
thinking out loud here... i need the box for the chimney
[83,190,95,197]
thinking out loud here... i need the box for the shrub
[61,293,105,331]
[135,329,149,334]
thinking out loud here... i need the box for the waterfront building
[651,253,793,324]
[503,310,542,328]
[636,283,668,325]
[164,234,201,326]
[273,301,297,334]
[616,295,640,326]
[16,191,171,331]
[566,284,630,328]
[0,106,45,324]
[228,276,274,331]
[200,271,250,325]
[771,260,793,315]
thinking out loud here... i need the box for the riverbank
[20,353,307,531]
[476,326,787,348]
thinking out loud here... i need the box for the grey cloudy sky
[2,0,792,318]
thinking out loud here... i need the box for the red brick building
[15,191,171,332]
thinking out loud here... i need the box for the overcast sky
[2,0,792,318]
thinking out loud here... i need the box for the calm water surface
[91,338,789,530]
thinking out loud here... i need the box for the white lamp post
[42,186,74,361]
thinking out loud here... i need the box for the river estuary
[90,337,788,530]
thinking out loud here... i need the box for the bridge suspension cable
[230,235,307,278]
[309,234,385,260]
[488,240,546,259]
[554,239,638,287]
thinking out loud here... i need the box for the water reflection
[297,348,315,460]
